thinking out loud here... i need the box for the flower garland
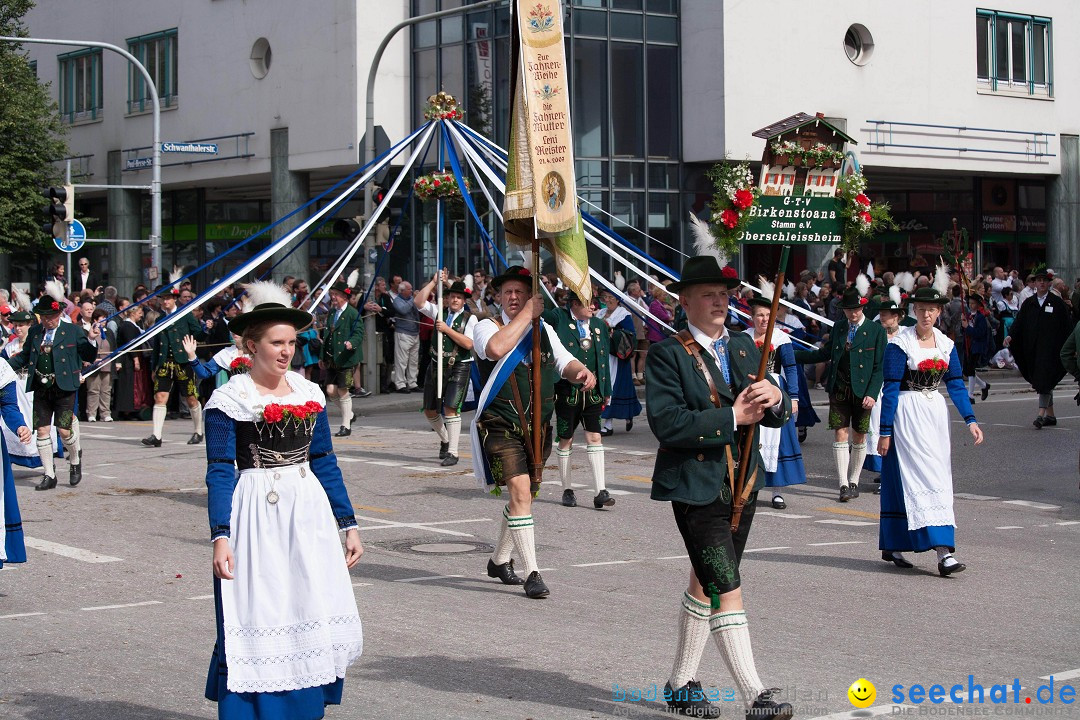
[706,161,759,259]
[754,340,776,353]
[423,91,464,121]
[836,173,897,253]
[261,401,323,425]
[916,358,948,373]
[413,171,471,201]
[229,356,252,373]
[770,140,844,166]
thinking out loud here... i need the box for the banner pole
[531,237,542,483]
[437,121,445,409]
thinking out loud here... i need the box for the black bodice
[234,419,315,470]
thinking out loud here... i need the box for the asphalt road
[1,369,1078,720]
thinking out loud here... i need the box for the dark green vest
[545,308,610,404]
[476,319,557,433]
[431,307,473,366]
[34,339,55,389]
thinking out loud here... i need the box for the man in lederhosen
[6,297,99,490]
[646,256,793,720]
[142,286,208,447]
[542,291,614,509]
[794,284,885,502]
[474,265,596,599]
[414,271,477,466]
[322,282,363,437]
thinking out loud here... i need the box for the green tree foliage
[0,0,68,250]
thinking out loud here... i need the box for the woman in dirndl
[597,291,642,435]
[0,357,32,570]
[775,304,820,441]
[877,286,984,576]
[745,297,806,509]
[862,295,907,490]
[183,332,251,386]
[203,282,364,720]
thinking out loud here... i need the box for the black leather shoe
[35,475,57,491]
[441,454,458,466]
[746,688,793,720]
[1043,416,1057,426]
[523,571,549,598]
[561,489,577,507]
[625,419,633,432]
[882,551,914,569]
[664,680,721,718]
[839,485,851,502]
[981,384,990,401]
[69,459,82,487]
[334,426,351,437]
[938,558,967,577]
[593,489,615,509]
[771,495,786,510]
[600,428,613,437]
[850,484,860,499]
[797,426,807,442]
[1034,416,1045,428]
[439,441,449,459]
[141,435,162,447]
[486,558,525,585]
[187,433,203,445]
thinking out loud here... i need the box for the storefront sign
[982,214,1016,232]
[741,195,843,244]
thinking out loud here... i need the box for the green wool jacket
[793,316,886,399]
[645,332,791,506]
[542,307,611,403]
[151,311,206,369]
[322,303,363,369]
[7,321,97,393]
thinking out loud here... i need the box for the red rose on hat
[51,301,60,311]
[721,266,738,279]
[518,268,531,276]
[859,297,868,306]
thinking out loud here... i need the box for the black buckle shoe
[938,558,967,577]
[35,475,57,491]
[797,426,808,442]
[523,571,549,598]
[593,489,615,509]
[850,484,860,499]
[334,426,351,437]
[981,384,990,401]
[625,419,633,432]
[1043,416,1057,426]
[486,558,524,586]
[141,435,162,447]
[771,495,786,510]
[561,489,577,507]
[600,428,613,437]
[187,433,203,445]
[881,551,914,569]
[69,462,82,487]
[439,441,450,459]
[1034,416,1045,428]
[441,454,458,467]
[664,680,721,718]
[838,485,851,502]
[746,688,794,720]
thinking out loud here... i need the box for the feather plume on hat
[44,280,66,303]
[464,274,474,292]
[346,269,360,289]
[896,271,916,294]
[689,213,728,268]
[933,259,951,297]
[757,276,775,301]
[855,273,870,298]
[784,281,796,300]
[241,281,293,312]
[169,266,183,285]
[12,287,32,312]
[889,285,902,306]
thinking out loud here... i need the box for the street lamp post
[0,35,163,278]
[361,0,503,394]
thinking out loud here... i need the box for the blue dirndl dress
[600,308,642,422]
[0,361,28,569]
[789,328,821,429]
[763,341,806,489]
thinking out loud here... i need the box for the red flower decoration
[859,297,868,306]
[855,193,871,206]
[733,189,754,210]
[859,211,872,224]
[917,358,949,372]
[230,356,252,371]
[517,268,531,276]
[302,400,323,415]
[433,180,441,187]
[50,301,60,311]
[262,404,284,423]
[754,340,775,353]
[344,288,352,295]
[721,266,738,279]
[720,209,739,229]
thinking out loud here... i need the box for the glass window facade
[127,28,179,113]
[408,0,683,282]
[976,10,1052,97]
[58,48,104,124]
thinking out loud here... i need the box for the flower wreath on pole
[706,161,759,259]
[836,172,897,253]
[424,91,464,121]
[413,171,471,201]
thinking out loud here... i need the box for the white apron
[0,340,59,465]
[744,327,790,473]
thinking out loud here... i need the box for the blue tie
[446,311,455,327]
[44,329,54,345]
[847,323,857,345]
[577,321,587,339]
[713,338,731,385]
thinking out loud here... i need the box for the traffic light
[332,217,364,240]
[42,185,74,240]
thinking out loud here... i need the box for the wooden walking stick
[731,245,790,533]
[530,239,543,484]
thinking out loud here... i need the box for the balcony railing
[864,120,1054,161]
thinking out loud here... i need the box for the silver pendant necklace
[267,471,280,504]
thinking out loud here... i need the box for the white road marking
[995,526,1024,530]
[571,560,636,567]
[570,483,634,495]
[187,595,214,600]
[1003,500,1061,511]
[953,493,1002,501]
[807,541,866,546]
[352,582,373,587]
[655,555,689,560]
[95,463,115,467]
[618,450,653,456]
[95,475,118,480]
[81,601,163,611]
[24,537,122,564]
[758,511,814,519]
[79,433,141,440]
[0,612,46,620]
[815,519,876,527]
[355,515,482,537]
[1056,521,1080,526]
[743,546,791,553]
[395,574,465,583]
[1040,668,1080,681]
[367,460,405,467]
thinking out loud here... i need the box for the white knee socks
[338,395,353,428]
[586,444,606,494]
[711,610,766,708]
[152,404,167,439]
[37,436,55,478]
[428,414,448,443]
[444,415,462,456]
[190,403,203,436]
[556,446,572,490]
[833,441,850,488]
[848,442,866,486]
[492,505,514,565]
[61,422,80,466]
[669,591,711,689]
[507,511,538,575]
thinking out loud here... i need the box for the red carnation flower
[733,189,754,210]
[262,404,284,423]
[344,288,352,295]
[860,211,872,224]
[51,301,60,310]
[721,266,738,279]
[859,297,868,306]
[433,180,441,187]
[303,401,323,415]
[518,268,531,276]
[855,193,871,206]
[230,356,252,371]
[720,209,739,229]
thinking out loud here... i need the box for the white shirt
[990,277,1008,303]
[418,300,479,338]
[472,311,576,375]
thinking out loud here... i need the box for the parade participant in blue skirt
[182,332,252,383]
[597,290,642,435]
[745,296,805,510]
[775,305,820,442]
[203,283,363,720]
[0,358,32,570]
[878,285,983,576]
[863,294,907,485]
[1,311,61,469]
